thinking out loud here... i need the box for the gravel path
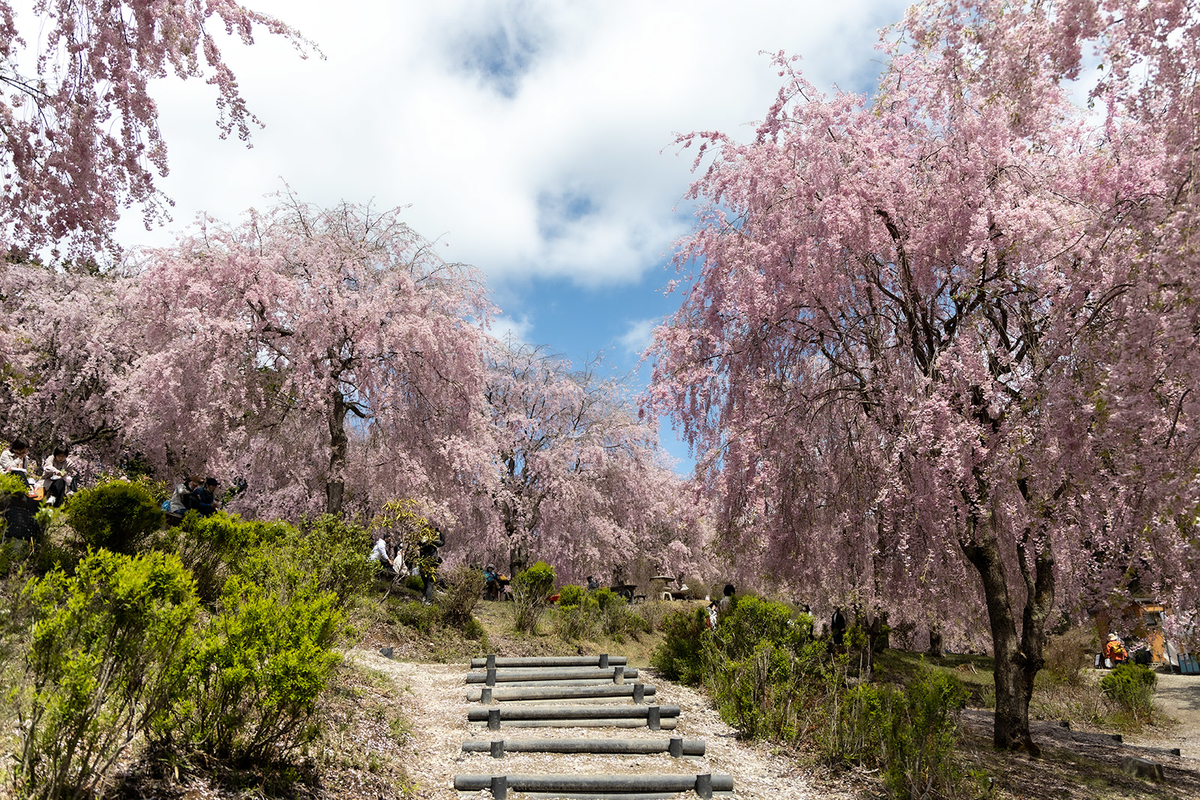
[1127,672,1200,762]
[347,651,843,799]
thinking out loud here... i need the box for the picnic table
[611,583,637,602]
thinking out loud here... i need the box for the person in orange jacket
[1104,633,1128,665]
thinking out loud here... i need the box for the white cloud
[116,0,907,291]
[489,314,534,345]
[617,319,656,357]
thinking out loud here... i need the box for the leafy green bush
[15,550,198,799]
[1043,627,1095,686]
[511,561,555,633]
[0,471,28,500]
[718,595,812,657]
[600,600,650,639]
[593,586,622,611]
[651,607,711,685]
[391,598,443,633]
[235,514,374,610]
[557,583,586,608]
[152,511,287,604]
[1100,663,1157,721]
[556,592,600,641]
[873,671,964,800]
[440,564,485,627]
[169,575,344,763]
[697,597,828,744]
[65,479,163,554]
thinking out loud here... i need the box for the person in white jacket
[1,439,32,485]
[42,446,77,506]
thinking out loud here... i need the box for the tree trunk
[326,389,348,516]
[928,627,944,658]
[962,516,1042,754]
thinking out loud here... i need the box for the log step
[462,736,705,757]
[454,772,732,799]
[471,655,627,669]
[467,667,638,684]
[468,705,680,722]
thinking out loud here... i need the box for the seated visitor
[370,536,397,578]
[1,439,32,485]
[168,477,199,515]
[41,446,77,506]
[1105,633,1128,665]
[483,564,500,599]
[194,477,220,516]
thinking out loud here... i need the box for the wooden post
[648,706,661,731]
[696,773,713,799]
[633,683,644,704]
[491,775,508,800]
[490,739,504,758]
[488,708,501,731]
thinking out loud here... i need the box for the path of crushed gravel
[347,651,845,799]
[1127,671,1200,762]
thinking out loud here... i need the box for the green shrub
[820,670,968,799]
[511,561,555,634]
[717,595,812,658]
[876,670,967,800]
[0,471,28,500]
[557,583,586,608]
[65,479,163,554]
[556,593,600,641]
[593,586,622,611]
[1043,627,1095,686]
[169,575,344,763]
[1100,663,1157,721]
[601,601,650,639]
[440,564,485,627]
[711,635,831,742]
[391,599,443,633]
[651,607,711,685]
[15,550,198,799]
[152,511,286,605]
[235,514,374,609]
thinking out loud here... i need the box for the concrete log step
[468,704,679,722]
[469,717,679,730]
[454,772,732,799]
[471,655,627,669]
[468,684,657,704]
[462,736,706,757]
[466,667,638,684]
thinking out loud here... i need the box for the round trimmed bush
[66,479,163,554]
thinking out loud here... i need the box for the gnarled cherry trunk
[962,513,1053,754]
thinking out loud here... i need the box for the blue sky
[113,0,910,471]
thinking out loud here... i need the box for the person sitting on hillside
[1,439,32,485]
[1105,633,1128,666]
[370,536,397,579]
[41,446,78,506]
[168,477,199,516]
[194,477,220,516]
[483,564,500,599]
